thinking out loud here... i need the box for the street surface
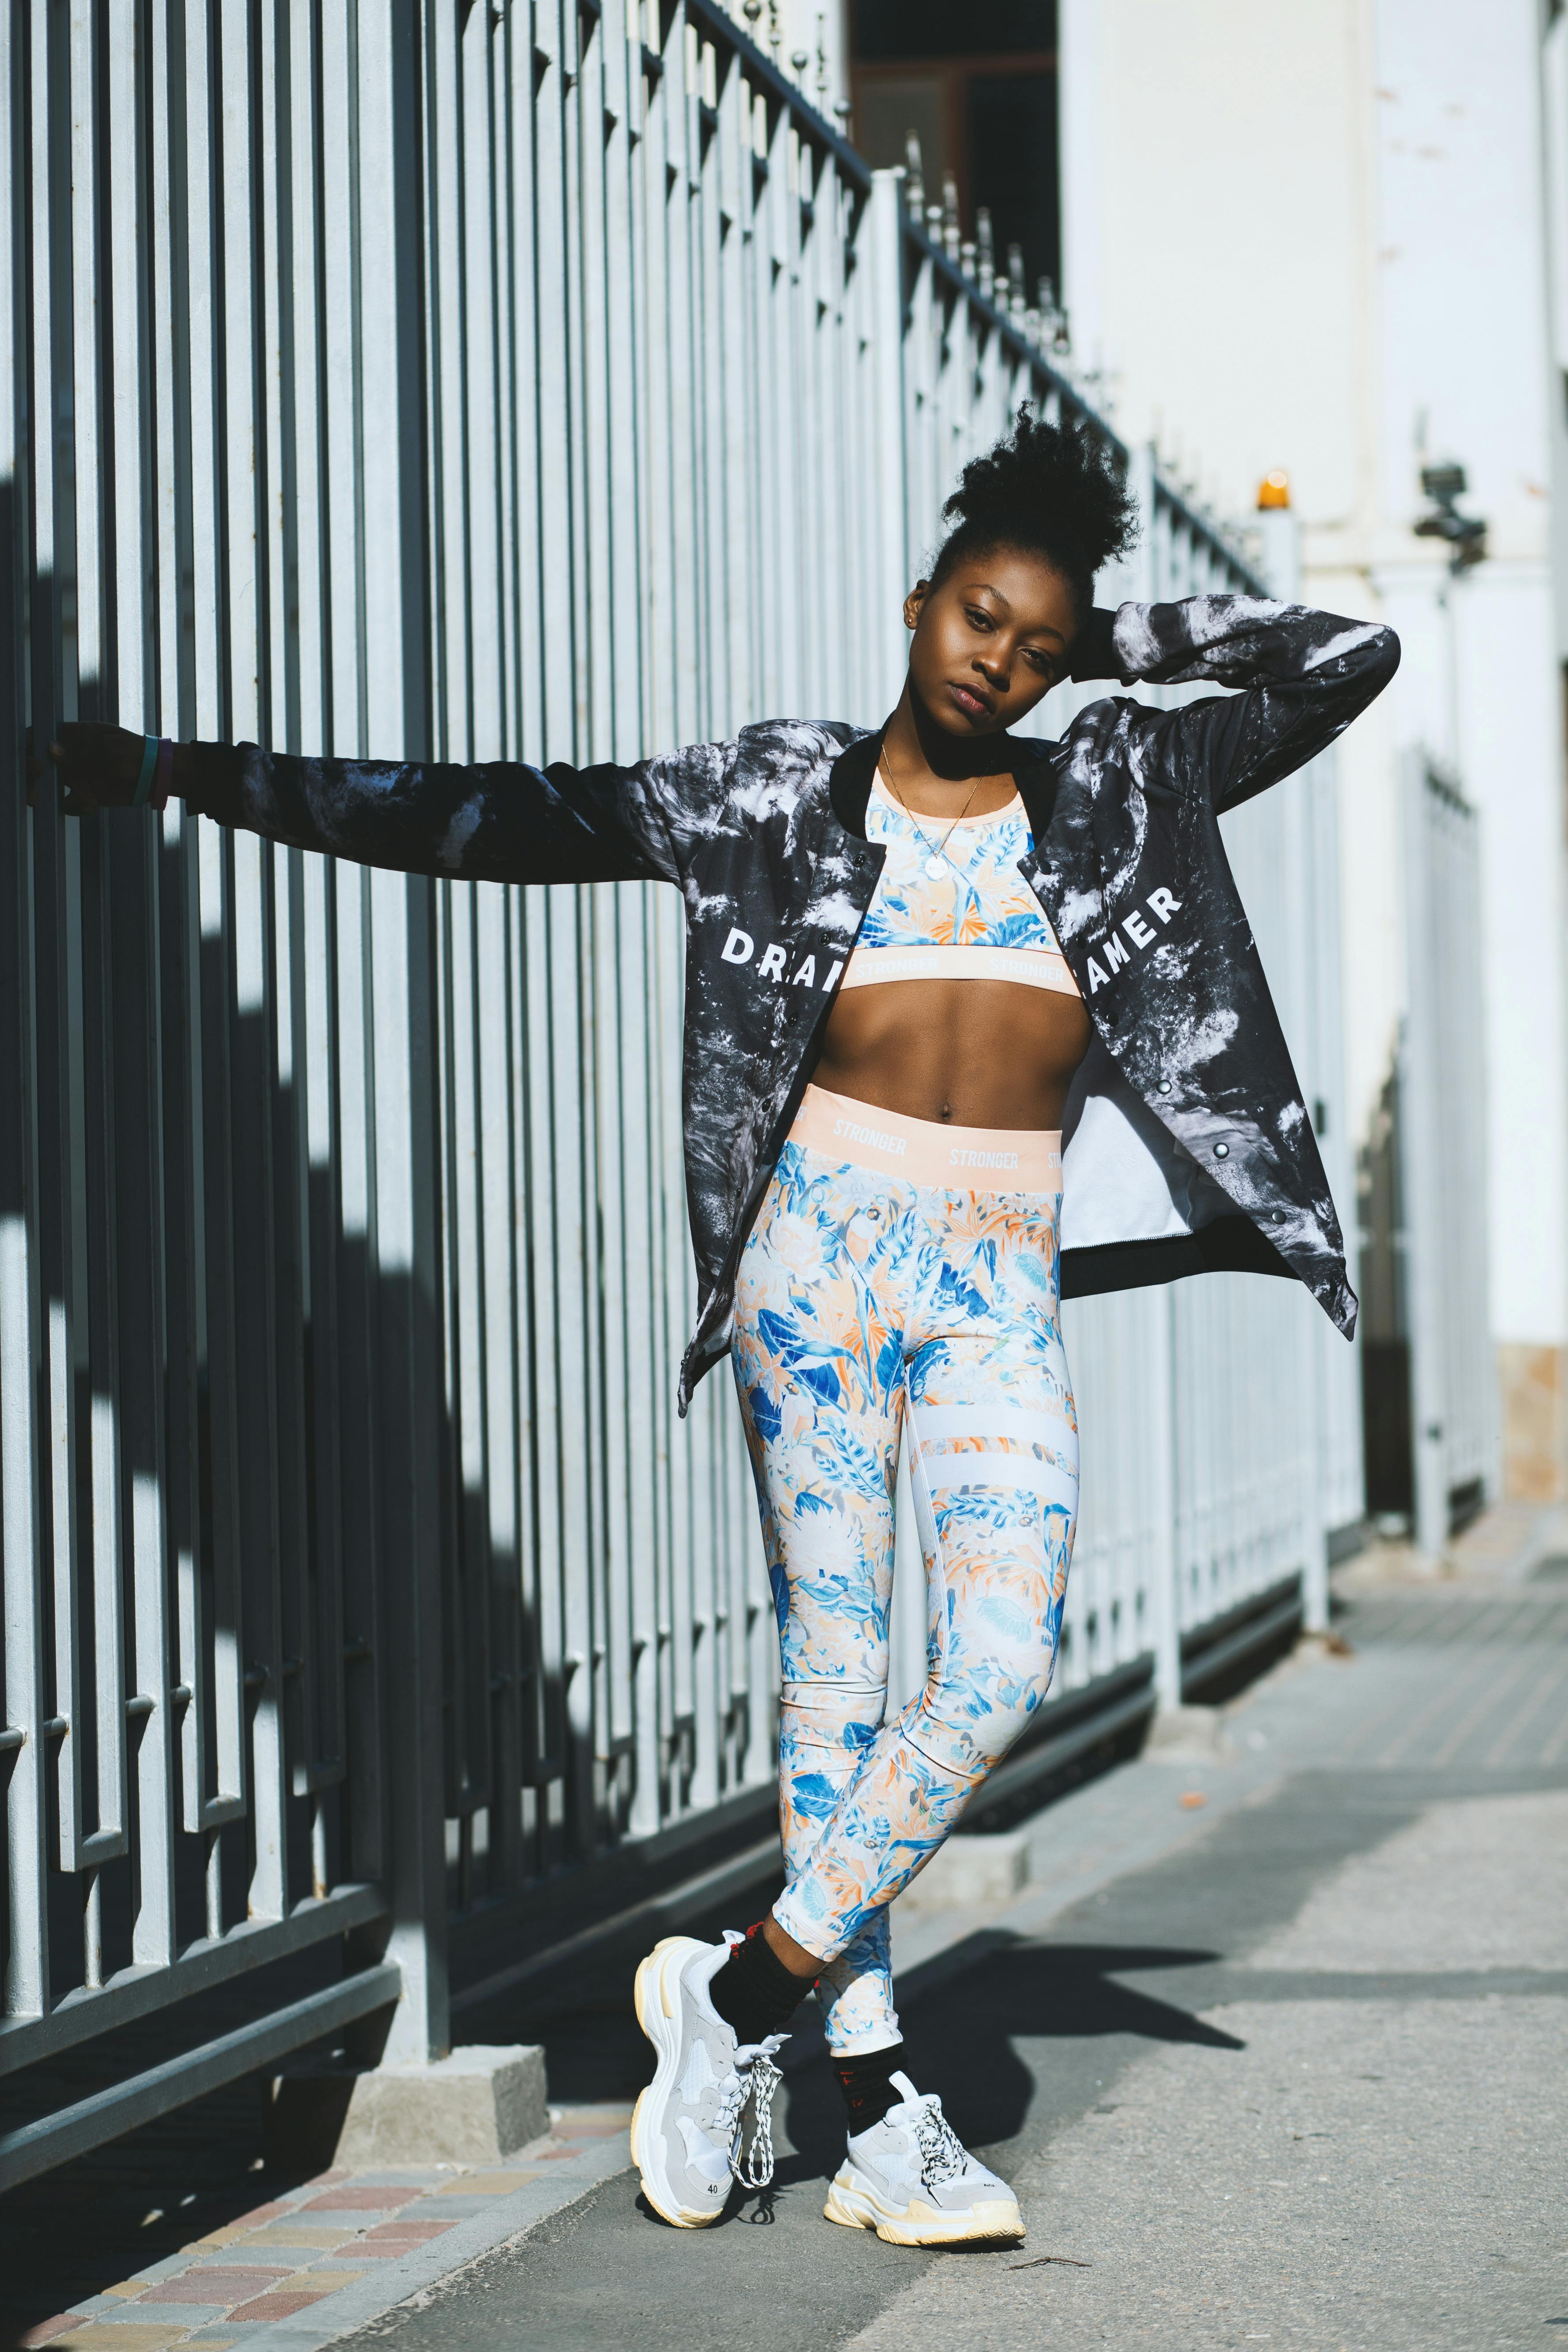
[4,1527,1562,2352]
[342,1543,1568,2352]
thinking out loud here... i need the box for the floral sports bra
[840,772,1082,1000]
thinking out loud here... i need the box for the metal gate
[3,0,1361,2188]
[1401,756,1497,1554]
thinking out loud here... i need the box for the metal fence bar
[0,1960,401,2196]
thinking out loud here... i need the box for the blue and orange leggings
[731,1085,1079,2054]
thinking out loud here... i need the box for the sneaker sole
[631,1936,728,2230]
[824,2173,1024,2247]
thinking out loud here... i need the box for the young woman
[50,412,1396,2247]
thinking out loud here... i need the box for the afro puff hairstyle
[929,406,1138,623]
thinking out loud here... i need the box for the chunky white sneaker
[824,2070,1023,2246]
[630,1934,787,2229]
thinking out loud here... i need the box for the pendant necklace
[879,743,983,878]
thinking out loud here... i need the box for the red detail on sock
[746,1917,818,1986]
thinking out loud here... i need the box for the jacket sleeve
[177,736,736,886]
[1068,597,1400,813]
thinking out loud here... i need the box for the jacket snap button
[1158,1081,1171,1095]
[1213,1142,1229,1158]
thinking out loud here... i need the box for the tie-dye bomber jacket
[188,596,1398,1410]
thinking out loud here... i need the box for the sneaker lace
[912,2094,970,2188]
[718,2035,788,2188]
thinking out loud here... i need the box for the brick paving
[0,2109,629,2351]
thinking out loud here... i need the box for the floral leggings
[732,1131,1078,2054]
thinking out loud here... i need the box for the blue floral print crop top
[840,771,1080,997]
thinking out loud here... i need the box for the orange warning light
[1257,470,1291,511]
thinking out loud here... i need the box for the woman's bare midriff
[816,975,1093,1133]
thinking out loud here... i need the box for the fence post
[1400,751,1495,1556]
[1,505,48,2028]
[868,168,910,704]
[873,159,924,1707]
[366,874,450,2066]
[1129,447,1184,1709]
[355,1,448,2068]
[1401,752,1449,1562]
[1259,504,1332,1632]
[1147,1290,1183,1709]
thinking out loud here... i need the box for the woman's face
[904,545,1080,737]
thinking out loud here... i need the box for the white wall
[1372,0,1566,1368]
[1058,0,1395,1129]
[1060,0,1375,529]
[1058,0,1568,1494]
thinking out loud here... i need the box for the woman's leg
[633,1165,1069,2232]
[731,1141,914,2055]
[772,1182,1077,1963]
[629,1145,916,2230]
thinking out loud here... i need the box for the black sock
[833,2043,907,2134]
[709,1921,814,2047]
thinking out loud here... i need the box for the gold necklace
[878,744,983,878]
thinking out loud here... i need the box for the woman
[49,412,1396,2246]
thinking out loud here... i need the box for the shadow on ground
[0,2073,329,2350]
[766,1939,1243,2192]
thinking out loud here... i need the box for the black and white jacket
[191,596,1399,1409]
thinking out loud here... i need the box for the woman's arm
[43,725,732,886]
[1068,596,1400,811]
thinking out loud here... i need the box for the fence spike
[904,128,925,213]
[976,206,995,298]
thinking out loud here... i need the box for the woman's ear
[903,579,930,633]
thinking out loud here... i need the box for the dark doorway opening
[848,2,1060,303]
[1358,1060,1413,1523]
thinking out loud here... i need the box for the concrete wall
[1059,0,1568,1504]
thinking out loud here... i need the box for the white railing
[2,0,1360,2186]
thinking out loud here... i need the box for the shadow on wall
[0,658,630,2140]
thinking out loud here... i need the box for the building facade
[1057,0,1568,1512]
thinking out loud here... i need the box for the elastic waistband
[788,1084,1062,1192]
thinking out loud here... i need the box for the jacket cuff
[176,739,250,828]
[1067,606,1123,683]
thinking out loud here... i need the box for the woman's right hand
[27,722,150,815]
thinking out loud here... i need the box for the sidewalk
[0,2108,633,2352]
[6,1513,1565,2352]
[340,1522,1568,2352]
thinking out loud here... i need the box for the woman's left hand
[27,722,149,815]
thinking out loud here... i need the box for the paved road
[340,1574,1568,2352]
